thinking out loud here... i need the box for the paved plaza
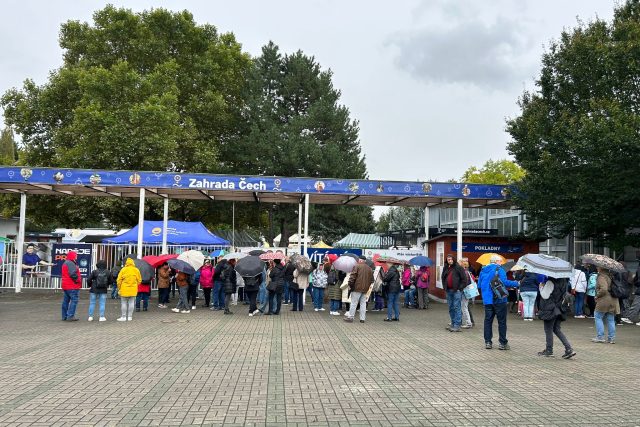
[0,291,639,426]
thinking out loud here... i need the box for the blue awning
[102,220,229,246]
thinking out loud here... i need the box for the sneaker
[608,339,615,344]
[171,308,180,313]
[319,308,325,311]
[283,302,289,305]
[392,318,399,322]
[574,315,585,319]
[127,317,132,321]
[224,310,233,315]
[253,309,261,316]
[616,322,624,326]
[485,342,492,349]
[384,318,391,322]
[192,306,196,310]
[249,313,253,317]
[314,308,319,312]
[117,317,127,322]
[562,349,576,359]
[158,304,164,308]
[180,310,190,314]
[636,322,640,326]
[461,324,472,329]
[343,317,353,323]
[449,328,461,332]
[537,349,554,357]
[591,337,606,343]
[88,317,93,322]
[99,317,107,322]
[360,320,365,323]
[66,317,79,322]
[621,318,633,324]
[498,344,510,351]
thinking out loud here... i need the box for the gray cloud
[389,17,535,91]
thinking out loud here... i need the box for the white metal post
[161,197,169,255]
[15,193,27,293]
[298,203,303,254]
[137,188,145,259]
[303,194,310,256]
[424,206,430,256]
[456,199,463,261]
[232,202,236,250]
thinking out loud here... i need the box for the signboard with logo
[363,248,423,261]
[51,243,93,278]
[435,241,445,289]
[305,248,362,264]
[451,242,524,253]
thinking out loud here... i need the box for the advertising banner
[305,248,362,264]
[451,242,524,253]
[51,243,93,278]
[362,248,423,261]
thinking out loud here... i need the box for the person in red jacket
[136,275,151,312]
[61,250,82,321]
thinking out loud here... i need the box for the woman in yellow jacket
[117,258,141,322]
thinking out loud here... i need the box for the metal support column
[456,199,463,261]
[137,188,145,259]
[298,203,303,254]
[161,197,169,255]
[15,193,27,293]
[303,194,310,256]
[423,206,430,256]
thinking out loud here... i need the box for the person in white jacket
[570,264,588,318]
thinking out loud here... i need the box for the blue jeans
[404,288,416,306]
[484,303,508,345]
[88,292,107,317]
[446,289,462,329]
[594,311,615,341]
[111,285,118,299]
[387,292,400,320]
[61,289,79,320]
[212,280,223,309]
[574,292,585,316]
[283,281,291,303]
[136,292,150,309]
[313,287,325,309]
[330,299,341,312]
[258,284,268,312]
[520,291,538,319]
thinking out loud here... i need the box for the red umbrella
[143,254,178,268]
[259,252,284,261]
[326,254,339,263]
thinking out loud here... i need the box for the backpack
[96,269,110,290]
[609,274,629,299]
[490,269,508,300]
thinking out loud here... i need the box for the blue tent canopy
[102,221,229,246]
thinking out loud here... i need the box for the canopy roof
[0,167,514,208]
[334,233,382,249]
[103,220,229,245]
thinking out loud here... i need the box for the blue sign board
[0,242,5,263]
[451,242,524,253]
[305,248,363,264]
[51,243,93,278]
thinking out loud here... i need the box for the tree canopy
[506,0,640,248]
[461,159,524,185]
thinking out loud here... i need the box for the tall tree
[461,159,524,184]
[0,127,18,164]
[376,207,422,232]
[223,42,374,245]
[1,5,250,227]
[506,0,640,249]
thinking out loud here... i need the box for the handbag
[463,281,479,299]
[490,270,508,300]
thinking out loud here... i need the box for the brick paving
[0,290,639,426]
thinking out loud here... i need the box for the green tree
[506,0,640,249]
[1,5,250,227]
[461,159,525,184]
[376,207,422,232]
[0,127,18,164]
[223,42,374,245]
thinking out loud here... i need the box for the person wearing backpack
[61,250,83,322]
[415,266,430,310]
[592,266,620,344]
[327,264,341,315]
[537,277,576,359]
[441,255,468,332]
[86,260,112,322]
[477,255,519,350]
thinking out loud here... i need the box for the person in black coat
[383,263,401,321]
[244,273,261,316]
[441,255,468,332]
[86,260,112,321]
[267,259,285,315]
[220,259,237,315]
[537,277,576,359]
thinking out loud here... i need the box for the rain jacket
[401,268,412,288]
[478,263,519,305]
[383,266,401,294]
[416,266,430,289]
[268,263,285,292]
[199,264,214,288]
[221,262,237,294]
[519,272,542,293]
[117,258,141,297]
[176,272,189,287]
[538,278,569,321]
[595,273,620,314]
[61,251,82,290]
[348,262,374,294]
[570,269,588,293]
[157,264,170,289]
[86,260,112,294]
[441,262,468,291]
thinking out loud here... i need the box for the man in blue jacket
[478,255,519,350]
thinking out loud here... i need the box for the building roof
[334,233,382,249]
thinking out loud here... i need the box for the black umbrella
[235,255,264,277]
[343,253,360,261]
[249,249,266,256]
[365,258,375,269]
[167,258,196,275]
[123,254,154,282]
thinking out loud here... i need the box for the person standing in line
[117,258,141,321]
[171,271,191,314]
[519,271,542,321]
[312,263,328,312]
[282,257,294,305]
[478,255,519,350]
[86,260,112,322]
[199,259,214,308]
[460,258,475,329]
[244,272,261,317]
[383,261,402,322]
[415,265,430,310]
[135,274,152,313]
[592,266,619,344]
[211,259,227,311]
[441,255,468,332]
[60,250,82,322]
[401,265,416,308]
[293,268,310,312]
[327,264,341,315]
[344,257,374,323]
[157,263,171,308]
[585,264,597,318]
[257,264,269,314]
[221,258,237,315]
[537,276,576,358]
[188,268,200,311]
[571,263,588,318]
[266,258,285,315]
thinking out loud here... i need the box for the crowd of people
[57,248,640,358]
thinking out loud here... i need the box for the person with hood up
[172,271,191,313]
[199,259,214,308]
[136,267,152,313]
[61,250,83,321]
[244,272,261,316]
[157,263,171,308]
[221,258,238,315]
[478,254,519,350]
[266,258,285,315]
[117,258,141,321]
[415,265,430,310]
[86,260,112,322]
[383,261,402,322]
[441,255,469,332]
[537,276,576,359]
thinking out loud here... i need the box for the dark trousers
[158,287,170,304]
[543,316,572,353]
[188,284,198,307]
[291,289,304,311]
[246,290,258,312]
[224,293,232,311]
[135,292,150,309]
[268,290,282,314]
[586,295,596,316]
[484,303,508,345]
[202,288,212,307]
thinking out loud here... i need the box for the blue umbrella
[167,258,196,275]
[409,256,434,267]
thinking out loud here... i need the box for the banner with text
[51,243,93,278]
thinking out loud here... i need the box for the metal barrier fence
[0,241,227,290]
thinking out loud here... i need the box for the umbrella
[501,261,516,273]
[223,252,247,261]
[142,254,178,268]
[123,254,155,282]
[249,249,266,256]
[178,250,206,271]
[409,255,434,267]
[476,253,506,265]
[290,253,312,272]
[260,252,283,261]
[210,249,226,258]
[326,254,339,263]
[364,258,375,269]
[235,255,265,277]
[377,256,405,265]
[167,258,196,275]
[517,253,573,279]
[343,253,360,261]
[580,253,625,273]
[334,255,358,273]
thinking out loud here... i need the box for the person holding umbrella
[592,266,620,344]
[220,258,238,315]
[537,274,576,359]
[235,255,265,316]
[383,260,402,322]
[171,270,191,314]
[267,257,285,315]
[157,262,171,308]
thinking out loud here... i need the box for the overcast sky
[1,0,616,185]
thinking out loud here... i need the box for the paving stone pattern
[0,290,639,426]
